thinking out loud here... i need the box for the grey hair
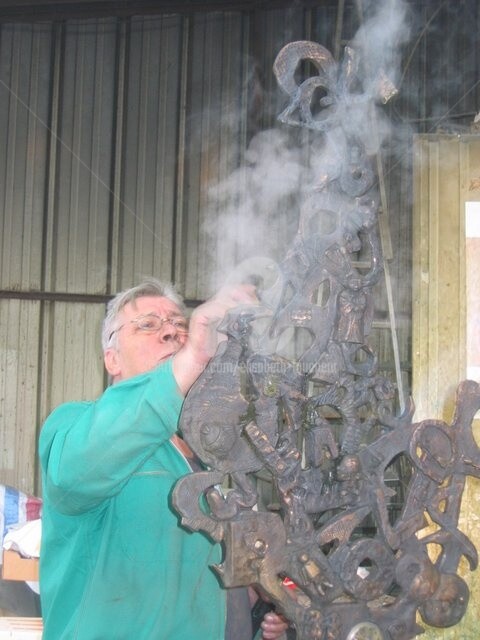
[101,278,185,351]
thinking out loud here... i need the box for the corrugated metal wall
[0,1,478,502]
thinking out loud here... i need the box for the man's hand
[173,284,258,394]
[260,611,289,639]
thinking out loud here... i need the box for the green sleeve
[39,358,184,514]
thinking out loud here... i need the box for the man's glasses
[108,313,188,343]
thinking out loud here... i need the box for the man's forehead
[124,296,184,317]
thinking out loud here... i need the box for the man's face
[104,296,188,383]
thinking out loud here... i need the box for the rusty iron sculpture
[173,39,480,640]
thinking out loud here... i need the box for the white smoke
[203,0,411,293]
[205,128,305,290]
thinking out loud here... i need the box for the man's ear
[104,348,121,378]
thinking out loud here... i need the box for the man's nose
[157,320,180,342]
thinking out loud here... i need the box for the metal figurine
[172,40,480,640]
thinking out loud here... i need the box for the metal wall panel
[0,299,41,493]
[49,18,117,294]
[39,301,106,409]
[181,11,247,298]
[0,23,52,291]
[115,14,183,290]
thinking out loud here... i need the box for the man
[39,278,288,639]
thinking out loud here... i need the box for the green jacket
[39,359,226,639]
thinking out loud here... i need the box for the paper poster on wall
[466,201,480,385]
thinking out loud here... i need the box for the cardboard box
[2,549,39,581]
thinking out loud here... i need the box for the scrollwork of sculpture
[172,37,480,640]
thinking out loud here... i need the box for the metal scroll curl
[172,40,480,640]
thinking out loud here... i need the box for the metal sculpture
[172,39,480,640]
